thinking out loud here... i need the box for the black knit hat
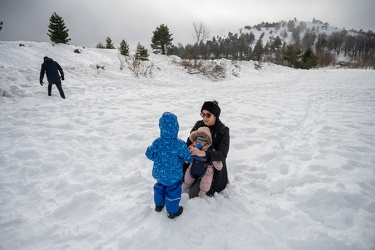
[201,101,221,118]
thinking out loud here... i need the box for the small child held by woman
[183,126,223,197]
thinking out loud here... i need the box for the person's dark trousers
[48,83,65,99]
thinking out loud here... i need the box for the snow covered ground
[1,41,375,250]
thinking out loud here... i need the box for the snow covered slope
[1,41,375,250]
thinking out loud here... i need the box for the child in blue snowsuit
[145,112,192,219]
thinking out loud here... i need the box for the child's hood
[159,112,179,139]
[189,126,212,145]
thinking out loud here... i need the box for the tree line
[172,20,375,68]
[45,13,375,69]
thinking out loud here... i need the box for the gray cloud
[1,0,374,49]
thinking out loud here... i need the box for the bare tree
[193,20,210,44]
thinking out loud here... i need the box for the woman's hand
[189,145,206,157]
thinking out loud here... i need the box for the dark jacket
[185,119,230,194]
[40,57,64,84]
[146,112,192,186]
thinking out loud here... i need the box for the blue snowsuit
[145,112,192,214]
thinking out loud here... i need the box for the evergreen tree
[283,44,301,68]
[0,21,3,32]
[292,29,301,49]
[300,48,318,69]
[135,43,149,61]
[315,33,328,53]
[47,12,71,44]
[302,28,317,50]
[270,36,282,52]
[252,33,265,61]
[151,24,173,55]
[118,39,130,56]
[105,37,115,49]
[287,20,295,32]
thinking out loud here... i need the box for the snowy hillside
[242,19,352,48]
[1,41,375,250]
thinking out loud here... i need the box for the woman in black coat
[183,100,230,198]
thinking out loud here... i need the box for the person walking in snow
[39,56,66,99]
[183,126,223,197]
[183,100,230,198]
[145,112,192,219]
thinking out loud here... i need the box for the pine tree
[118,39,130,56]
[47,12,71,44]
[252,33,264,61]
[105,37,115,49]
[300,48,318,69]
[270,36,282,52]
[283,44,301,68]
[135,43,149,61]
[151,24,173,55]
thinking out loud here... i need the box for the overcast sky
[0,0,374,49]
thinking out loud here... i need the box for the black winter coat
[40,58,64,84]
[184,119,230,194]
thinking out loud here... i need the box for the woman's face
[200,110,216,126]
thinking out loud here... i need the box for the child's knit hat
[197,135,208,144]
